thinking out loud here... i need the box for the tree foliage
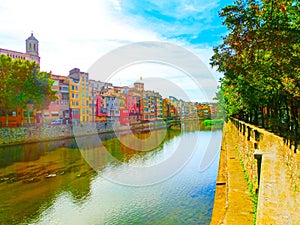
[211,0,300,148]
[0,54,56,126]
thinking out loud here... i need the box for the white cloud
[0,0,161,75]
[110,0,121,11]
[0,0,222,101]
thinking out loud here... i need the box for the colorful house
[68,68,90,124]
[95,94,107,122]
[68,70,80,124]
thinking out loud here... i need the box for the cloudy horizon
[0,0,231,101]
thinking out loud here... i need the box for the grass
[235,144,258,225]
[202,119,224,127]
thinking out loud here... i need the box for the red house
[119,109,129,125]
[95,95,107,122]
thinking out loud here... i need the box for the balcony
[60,100,69,105]
[59,86,69,93]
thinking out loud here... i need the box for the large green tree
[211,0,299,144]
[0,54,56,126]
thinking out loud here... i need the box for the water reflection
[0,121,222,225]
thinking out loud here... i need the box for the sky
[0,0,233,102]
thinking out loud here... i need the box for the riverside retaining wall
[0,123,105,146]
[0,121,168,146]
[223,119,300,224]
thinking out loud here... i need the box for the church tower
[26,33,40,64]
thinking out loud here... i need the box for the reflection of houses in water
[0,138,95,224]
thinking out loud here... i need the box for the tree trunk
[5,112,8,127]
[261,106,265,128]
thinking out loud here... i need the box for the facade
[126,90,142,124]
[95,94,107,122]
[105,94,120,123]
[42,75,70,124]
[143,90,159,121]
[59,76,70,120]
[118,92,129,125]
[156,93,163,119]
[68,68,90,123]
[89,80,104,122]
[134,82,144,92]
[43,75,60,124]
[68,70,80,124]
[197,103,211,119]
[169,96,181,118]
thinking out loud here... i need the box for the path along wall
[229,118,300,224]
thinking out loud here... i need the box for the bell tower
[26,32,39,56]
[25,33,40,64]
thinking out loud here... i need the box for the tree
[211,0,299,146]
[0,55,56,126]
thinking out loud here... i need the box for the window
[86,100,89,105]
[82,108,85,114]
[82,75,85,82]
[76,101,79,106]
[72,101,75,106]
[86,76,88,82]
[82,93,84,97]
[86,93,88,97]
[82,85,85,90]
[76,94,78,98]
[76,86,78,90]
[72,93,75,98]
[86,85,88,90]
[72,85,74,90]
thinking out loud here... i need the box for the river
[0,122,222,225]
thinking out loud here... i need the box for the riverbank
[0,119,218,147]
[0,121,168,147]
[210,121,254,225]
[211,119,300,224]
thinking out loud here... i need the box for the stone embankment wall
[0,121,168,146]
[227,119,300,224]
[0,124,104,146]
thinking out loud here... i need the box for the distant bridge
[166,120,182,129]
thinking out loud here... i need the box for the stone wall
[0,123,112,146]
[230,118,299,191]
[228,118,300,224]
[0,121,167,146]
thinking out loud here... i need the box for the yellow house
[68,68,90,124]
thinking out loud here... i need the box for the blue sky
[0,0,233,101]
[116,0,227,46]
